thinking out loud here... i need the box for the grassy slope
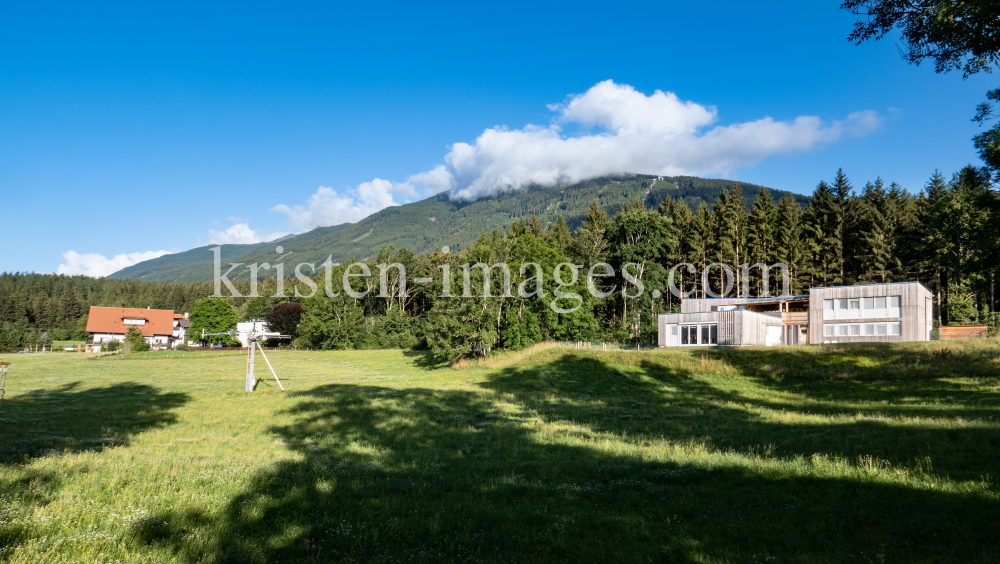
[4,340,993,563]
[108,175,810,283]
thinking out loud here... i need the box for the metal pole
[0,363,9,400]
[255,342,285,392]
[246,339,256,392]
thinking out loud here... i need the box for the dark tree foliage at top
[266,302,306,338]
[842,0,1000,176]
[843,0,1000,76]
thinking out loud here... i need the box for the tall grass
[1,339,998,563]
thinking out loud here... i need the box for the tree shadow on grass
[145,354,999,563]
[0,382,189,463]
[401,348,453,370]
[0,381,189,556]
[704,344,1000,416]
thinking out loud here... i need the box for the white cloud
[271,80,882,229]
[406,165,454,194]
[57,249,173,278]
[273,178,416,231]
[435,80,882,201]
[207,222,288,245]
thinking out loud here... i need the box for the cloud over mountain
[442,80,880,201]
[57,249,173,278]
[274,80,881,229]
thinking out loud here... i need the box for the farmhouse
[85,306,190,350]
[658,281,933,347]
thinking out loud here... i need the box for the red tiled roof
[85,306,177,337]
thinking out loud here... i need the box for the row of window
[823,322,902,337]
[823,296,902,319]
[667,323,719,345]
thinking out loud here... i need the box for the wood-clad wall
[658,311,782,347]
[807,282,932,344]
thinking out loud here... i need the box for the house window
[824,300,834,311]
[849,299,860,310]
[874,297,886,309]
[123,319,146,326]
[824,324,834,337]
[838,325,849,336]
[837,299,848,310]
[863,324,875,336]
[876,324,887,335]
[889,322,902,336]
[888,296,902,318]
[849,324,860,336]
[862,297,874,310]
[677,324,718,346]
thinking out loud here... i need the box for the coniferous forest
[2,167,998,357]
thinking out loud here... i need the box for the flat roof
[686,294,809,302]
[808,281,925,290]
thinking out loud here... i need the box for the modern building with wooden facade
[658,281,933,347]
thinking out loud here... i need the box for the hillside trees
[3,164,999,355]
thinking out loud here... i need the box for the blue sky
[0,1,992,275]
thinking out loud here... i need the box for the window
[824,324,834,337]
[678,324,718,346]
[874,296,886,309]
[849,299,860,310]
[876,324,887,336]
[670,325,678,336]
[864,324,875,336]
[889,322,901,336]
[824,300,834,311]
[838,325,849,336]
[849,324,860,336]
[862,297,874,310]
[888,296,900,308]
[837,299,848,310]
[123,318,146,326]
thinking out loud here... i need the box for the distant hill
[108,175,809,283]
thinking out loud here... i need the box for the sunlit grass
[1,339,999,563]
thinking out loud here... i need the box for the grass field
[1,340,999,563]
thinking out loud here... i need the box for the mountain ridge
[108,174,809,283]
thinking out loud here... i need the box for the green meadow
[1,341,999,563]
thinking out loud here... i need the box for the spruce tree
[688,201,715,298]
[573,200,608,268]
[660,197,693,303]
[832,168,856,283]
[805,180,841,286]
[548,216,573,253]
[713,184,748,296]
[747,187,777,296]
[856,179,900,283]
[775,195,809,295]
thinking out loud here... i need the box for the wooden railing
[783,312,809,325]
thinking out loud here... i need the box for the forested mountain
[108,175,808,283]
[4,167,998,355]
